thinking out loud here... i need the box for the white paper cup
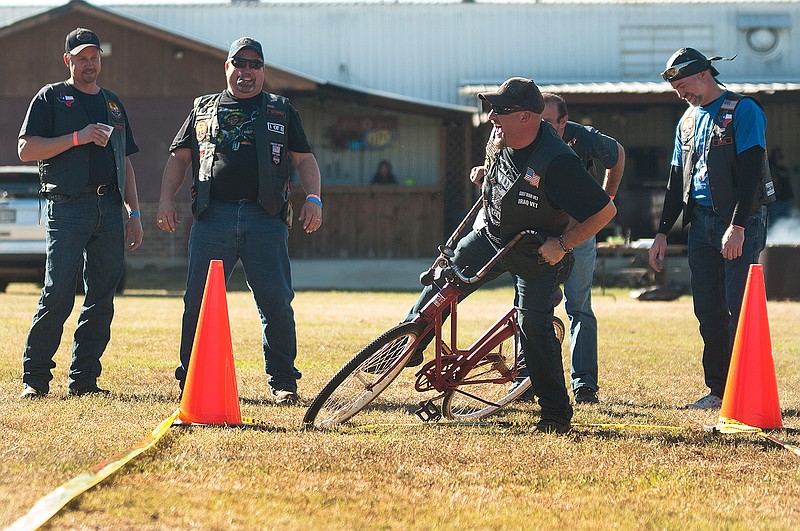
[97,123,114,139]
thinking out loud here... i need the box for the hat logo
[76,31,93,42]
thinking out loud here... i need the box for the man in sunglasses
[648,48,775,410]
[157,37,323,405]
[17,27,143,399]
[406,77,617,433]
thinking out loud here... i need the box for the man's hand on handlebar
[470,166,485,185]
[539,237,567,265]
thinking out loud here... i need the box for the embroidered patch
[57,93,75,107]
[267,122,285,135]
[721,112,733,129]
[271,142,283,165]
[680,115,695,140]
[712,137,733,147]
[517,189,539,208]
[720,99,738,111]
[195,120,209,143]
[107,100,122,119]
[524,167,541,188]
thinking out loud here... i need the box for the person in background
[371,160,398,184]
[539,93,625,404]
[17,27,143,399]
[649,48,773,409]
[157,37,322,405]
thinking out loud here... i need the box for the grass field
[1,281,798,530]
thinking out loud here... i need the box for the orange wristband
[72,131,79,147]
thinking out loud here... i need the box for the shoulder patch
[720,99,738,111]
[680,115,695,140]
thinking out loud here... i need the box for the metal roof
[460,81,800,97]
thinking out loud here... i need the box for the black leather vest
[38,81,127,197]
[189,92,291,218]
[679,92,775,217]
[483,123,574,245]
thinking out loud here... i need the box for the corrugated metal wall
[104,1,800,107]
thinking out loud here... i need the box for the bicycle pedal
[415,400,442,422]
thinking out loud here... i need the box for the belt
[82,183,116,196]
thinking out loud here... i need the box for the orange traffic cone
[178,260,242,425]
[719,264,782,429]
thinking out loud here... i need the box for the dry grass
[1,282,799,530]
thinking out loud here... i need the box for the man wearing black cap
[405,77,616,433]
[157,37,322,405]
[17,28,143,399]
[649,48,775,410]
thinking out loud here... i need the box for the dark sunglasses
[661,60,698,82]
[491,105,526,115]
[231,57,264,70]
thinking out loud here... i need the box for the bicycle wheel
[303,322,423,428]
[441,315,566,421]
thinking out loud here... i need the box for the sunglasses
[490,105,526,115]
[231,57,264,70]
[661,60,698,82]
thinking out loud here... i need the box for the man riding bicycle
[405,77,616,433]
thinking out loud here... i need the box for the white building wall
[97,1,800,107]
[3,1,798,107]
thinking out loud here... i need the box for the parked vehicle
[0,165,126,293]
[0,165,46,292]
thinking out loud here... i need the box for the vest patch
[271,142,283,165]
[680,115,695,140]
[517,189,539,208]
[524,167,541,188]
[195,120,209,143]
[57,93,75,107]
[720,99,738,111]
[268,122,285,135]
[107,100,122,119]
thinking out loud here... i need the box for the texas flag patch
[524,167,540,188]
[58,93,75,107]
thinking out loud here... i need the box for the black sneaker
[574,387,599,404]
[68,385,111,397]
[531,419,572,434]
[404,348,424,368]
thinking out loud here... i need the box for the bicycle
[303,199,566,428]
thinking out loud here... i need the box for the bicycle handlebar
[449,229,545,284]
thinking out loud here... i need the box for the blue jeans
[176,200,301,393]
[407,228,573,424]
[688,205,767,398]
[22,192,125,393]
[564,236,598,392]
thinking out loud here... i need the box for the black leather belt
[82,183,116,196]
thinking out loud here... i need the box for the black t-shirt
[19,84,139,187]
[489,136,609,226]
[170,90,312,201]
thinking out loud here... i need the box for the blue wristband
[306,196,323,207]
[129,211,140,218]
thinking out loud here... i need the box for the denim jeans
[176,200,301,393]
[563,235,598,392]
[407,228,573,424]
[22,192,125,393]
[688,205,767,398]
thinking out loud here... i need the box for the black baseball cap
[478,77,545,114]
[228,37,264,60]
[661,48,720,82]
[65,28,102,55]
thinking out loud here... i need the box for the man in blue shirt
[649,48,774,410]
[541,93,624,405]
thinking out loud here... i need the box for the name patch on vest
[712,137,733,147]
[271,142,283,165]
[268,122,285,135]
[517,190,539,209]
